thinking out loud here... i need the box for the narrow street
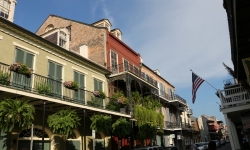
[217,143,231,150]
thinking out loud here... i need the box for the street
[217,143,231,150]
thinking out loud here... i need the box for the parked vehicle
[212,140,220,148]
[194,142,208,150]
[220,140,225,145]
[164,146,178,150]
[185,144,199,150]
[133,145,164,150]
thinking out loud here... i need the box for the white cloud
[118,0,232,88]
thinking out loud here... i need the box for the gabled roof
[36,14,108,33]
[0,17,110,75]
[92,19,112,26]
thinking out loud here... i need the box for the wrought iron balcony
[0,62,129,114]
[223,78,236,87]
[173,94,187,103]
[164,121,191,130]
[217,84,250,109]
[187,109,193,115]
[108,63,158,87]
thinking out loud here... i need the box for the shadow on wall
[0,132,7,150]
[88,139,105,150]
[66,141,77,150]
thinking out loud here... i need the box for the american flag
[192,72,204,103]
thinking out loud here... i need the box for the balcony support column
[224,113,240,150]
[42,100,46,150]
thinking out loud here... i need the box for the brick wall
[36,15,107,67]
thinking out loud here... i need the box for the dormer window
[0,0,10,19]
[45,24,54,33]
[59,31,66,48]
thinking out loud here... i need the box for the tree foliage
[112,117,130,138]
[131,91,164,144]
[0,98,35,132]
[47,109,81,137]
[90,114,111,135]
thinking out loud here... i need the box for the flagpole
[190,69,217,91]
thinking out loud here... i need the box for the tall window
[59,31,66,48]
[74,71,85,104]
[159,83,165,98]
[141,72,145,80]
[13,48,34,89]
[124,59,129,71]
[94,78,103,91]
[48,61,62,97]
[93,78,104,107]
[0,0,10,19]
[134,66,139,76]
[111,51,118,73]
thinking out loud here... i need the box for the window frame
[110,50,118,73]
[123,58,130,72]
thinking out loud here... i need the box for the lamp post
[42,101,46,150]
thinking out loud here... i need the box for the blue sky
[14,0,232,123]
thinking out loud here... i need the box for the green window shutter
[94,79,98,91]
[80,74,84,89]
[48,62,55,79]
[25,53,34,68]
[56,65,62,81]
[74,71,79,83]
[99,81,103,91]
[74,71,79,100]
[15,49,25,63]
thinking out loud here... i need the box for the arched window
[19,128,49,138]
[45,24,54,33]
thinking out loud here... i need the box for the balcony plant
[106,90,128,112]
[112,117,130,139]
[87,96,103,108]
[93,90,106,99]
[63,81,79,91]
[0,71,10,85]
[9,62,33,77]
[90,114,111,135]
[47,109,81,137]
[0,98,35,133]
[36,81,52,95]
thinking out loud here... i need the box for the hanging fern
[90,114,111,135]
[47,109,81,137]
[112,117,130,138]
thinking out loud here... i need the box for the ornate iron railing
[0,62,129,114]
[108,63,158,87]
[218,85,250,108]
[173,94,187,103]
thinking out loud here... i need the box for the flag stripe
[192,72,204,103]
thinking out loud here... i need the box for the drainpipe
[233,0,239,80]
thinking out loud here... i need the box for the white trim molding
[72,66,88,75]
[46,56,66,66]
[13,42,39,55]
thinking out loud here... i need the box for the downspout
[233,0,239,80]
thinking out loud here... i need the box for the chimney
[79,45,88,58]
